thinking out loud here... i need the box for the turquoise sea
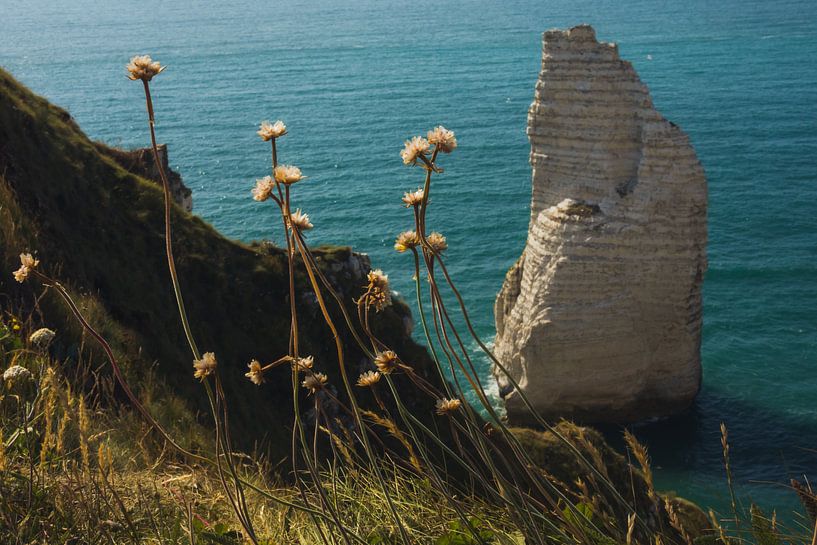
[3,0,816,516]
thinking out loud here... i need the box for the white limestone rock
[493,25,707,424]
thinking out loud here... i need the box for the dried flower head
[394,231,420,253]
[288,209,313,231]
[3,364,31,385]
[302,372,328,394]
[400,136,430,166]
[357,370,381,388]
[374,350,399,374]
[245,359,265,385]
[13,253,39,283]
[193,352,217,381]
[435,397,462,415]
[274,165,305,185]
[426,232,448,253]
[258,120,287,141]
[427,126,457,153]
[29,328,56,348]
[252,176,276,202]
[365,269,392,311]
[293,356,314,372]
[126,55,165,82]
[401,188,425,208]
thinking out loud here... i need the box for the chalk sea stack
[494,25,707,424]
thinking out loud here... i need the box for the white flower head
[258,120,287,141]
[126,55,165,82]
[402,188,425,208]
[374,350,399,374]
[357,370,381,388]
[29,328,56,348]
[274,165,305,185]
[193,352,217,380]
[427,126,457,153]
[435,397,462,415]
[245,359,264,385]
[394,231,420,253]
[426,232,448,253]
[252,176,276,202]
[288,209,313,231]
[302,372,328,394]
[400,136,430,166]
[13,253,39,283]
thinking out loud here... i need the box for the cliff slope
[0,67,437,454]
[494,25,708,424]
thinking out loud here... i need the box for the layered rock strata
[494,25,707,424]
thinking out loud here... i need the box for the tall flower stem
[141,80,199,361]
[139,79,259,544]
[272,151,346,545]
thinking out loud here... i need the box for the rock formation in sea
[494,25,708,425]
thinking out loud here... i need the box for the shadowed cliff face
[0,67,438,455]
[494,25,707,425]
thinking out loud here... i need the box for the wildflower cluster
[364,269,392,312]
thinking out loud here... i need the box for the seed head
[357,370,381,388]
[427,126,457,153]
[302,372,328,394]
[400,136,430,166]
[426,232,448,253]
[435,397,462,415]
[3,364,34,398]
[245,359,265,385]
[288,209,313,231]
[394,231,420,253]
[293,356,314,372]
[29,328,56,348]
[365,269,392,311]
[13,253,39,283]
[126,55,165,82]
[374,350,399,374]
[274,165,305,185]
[258,120,287,141]
[3,365,31,385]
[402,188,425,208]
[193,352,217,381]
[252,176,276,202]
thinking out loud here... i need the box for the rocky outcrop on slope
[494,25,707,424]
[99,143,193,211]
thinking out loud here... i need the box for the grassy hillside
[0,67,437,455]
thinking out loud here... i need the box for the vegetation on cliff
[0,63,813,544]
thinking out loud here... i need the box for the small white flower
[126,55,165,82]
[288,209,313,231]
[401,188,424,208]
[274,165,305,185]
[427,126,457,153]
[252,176,276,202]
[193,352,217,380]
[400,136,430,166]
[302,372,328,394]
[258,120,287,141]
